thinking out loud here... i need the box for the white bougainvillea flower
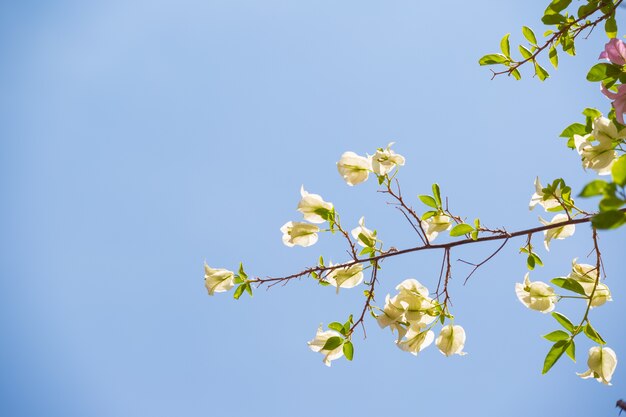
[569,259,612,308]
[307,325,344,367]
[280,221,320,247]
[204,263,235,296]
[574,129,617,176]
[325,263,364,293]
[337,151,372,186]
[569,259,599,282]
[297,186,334,224]
[577,346,617,385]
[397,324,434,356]
[529,177,561,211]
[539,213,575,251]
[515,273,558,313]
[435,325,467,357]
[421,215,452,242]
[350,216,377,247]
[395,279,438,325]
[371,142,406,176]
[593,116,626,142]
[376,294,408,329]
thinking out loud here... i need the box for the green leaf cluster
[519,245,543,270]
[419,183,443,219]
[233,263,253,299]
[579,170,626,229]
[327,315,355,360]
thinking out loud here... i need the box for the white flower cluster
[376,279,466,357]
[515,259,615,384]
[528,178,575,251]
[280,186,334,248]
[336,143,405,186]
[574,116,624,175]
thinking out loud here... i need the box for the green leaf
[559,122,586,138]
[578,3,596,18]
[605,16,617,39]
[343,315,353,335]
[592,210,626,229]
[586,63,621,82]
[328,322,344,333]
[599,196,625,211]
[478,54,509,65]
[359,246,373,256]
[584,323,606,345]
[579,179,609,197]
[321,336,343,351]
[542,340,568,374]
[500,33,511,56]
[549,45,559,69]
[552,312,574,332]
[534,61,549,81]
[518,45,533,59]
[378,175,385,185]
[244,283,253,296]
[511,68,521,80]
[541,12,566,25]
[421,210,437,220]
[526,255,535,270]
[565,340,575,362]
[522,26,537,45]
[358,232,375,248]
[343,341,354,361]
[582,108,602,119]
[449,223,474,237]
[238,262,247,280]
[419,195,438,209]
[550,277,587,296]
[470,230,478,241]
[318,280,330,286]
[319,256,324,266]
[543,330,570,342]
[432,184,442,206]
[532,253,544,267]
[546,0,571,13]
[612,155,626,186]
[233,284,246,300]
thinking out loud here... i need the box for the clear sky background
[2,1,625,416]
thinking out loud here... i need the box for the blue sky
[1,1,625,416]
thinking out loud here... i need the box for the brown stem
[491,0,623,79]
[250,208,626,287]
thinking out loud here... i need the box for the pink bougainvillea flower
[601,84,626,125]
[599,38,626,65]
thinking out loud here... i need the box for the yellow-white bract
[336,151,372,186]
[436,325,467,357]
[539,213,575,251]
[297,186,334,224]
[569,259,612,308]
[397,324,434,356]
[280,221,320,247]
[307,325,344,367]
[350,216,376,247]
[528,177,561,211]
[577,346,618,385]
[515,273,558,313]
[376,279,439,350]
[204,263,235,296]
[421,215,452,242]
[371,142,405,176]
[325,263,364,294]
